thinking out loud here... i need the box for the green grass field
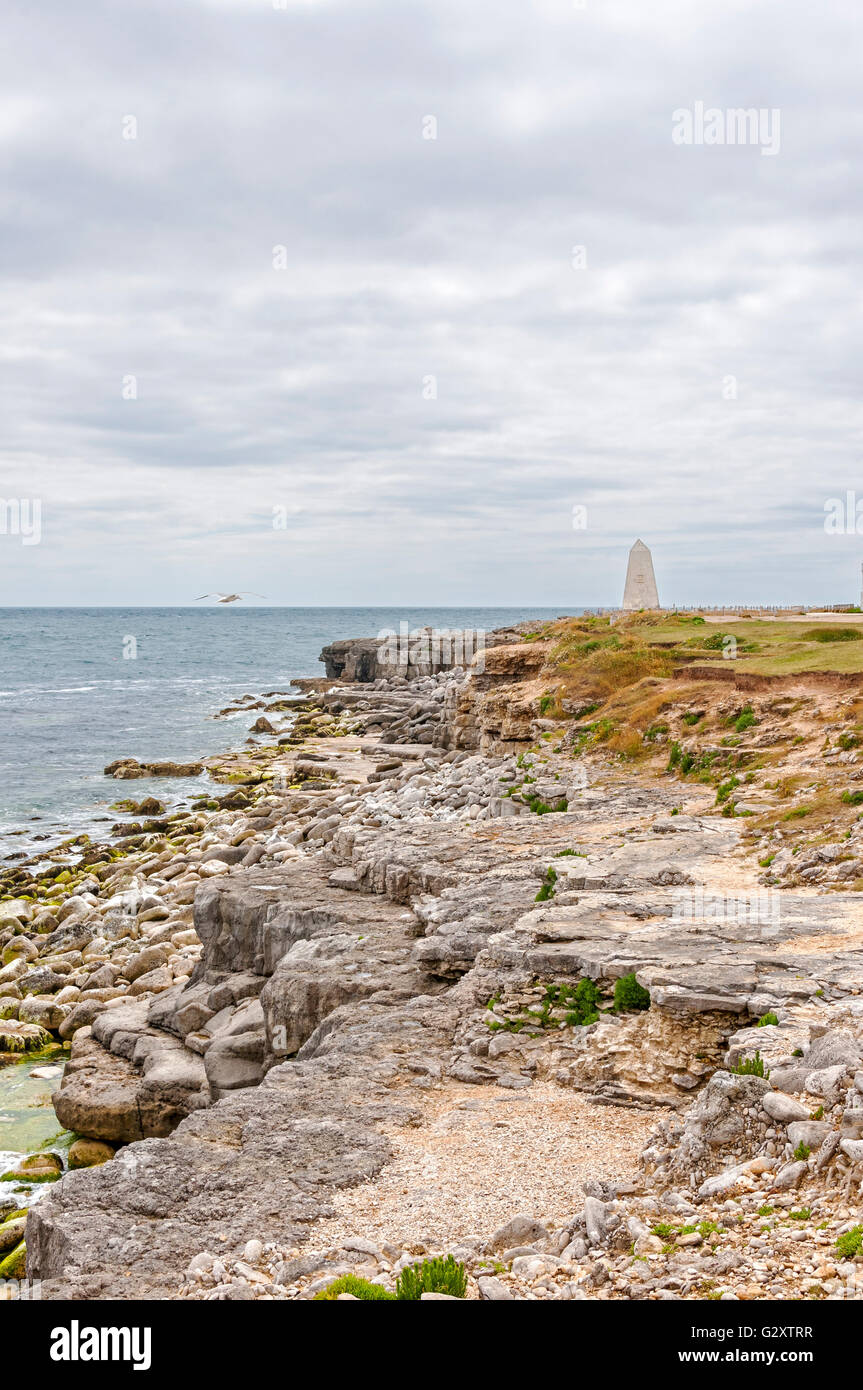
[626,617,863,676]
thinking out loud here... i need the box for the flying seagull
[194,592,267,604]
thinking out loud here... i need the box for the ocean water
[0,607,566,856]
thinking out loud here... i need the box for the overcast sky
[2,0,862,606]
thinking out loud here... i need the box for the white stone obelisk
[622,539,660,611]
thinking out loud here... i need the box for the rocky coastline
[2,622,863,1300]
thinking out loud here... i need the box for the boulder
[761,1091,808,1124]
[0,1150,63,1184]
[204,1031,267,1096]
[786,1120,832,1151]
[488,1214,549,1251]
[68,1139,115,1170]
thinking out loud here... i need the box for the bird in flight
[194,592,267,604]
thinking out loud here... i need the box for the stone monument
[622,539,660,611]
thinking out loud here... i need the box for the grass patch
[803,627,863,643]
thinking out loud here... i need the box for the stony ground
[2,633,863,1300]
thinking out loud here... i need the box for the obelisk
[622,539,660,611]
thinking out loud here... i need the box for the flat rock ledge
[20,646,863,1299]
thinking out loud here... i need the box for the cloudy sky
[2,0,862,606]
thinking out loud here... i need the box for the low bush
[731,1052,769,1078]
[613,973,650,1012]
[564,976,604,1026]
[396,1255,467,1300]
[836,1226,863,1259]
[314,1275,397,1301]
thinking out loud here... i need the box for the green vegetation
[621,615,863,676]
[396,1255,467,1300]
[314,1275,397,1300]
[563,977,603,1026]
[613,972,651,1012]
[793,1141,811,1161]
[835,1226,863,1259]
[841,790,863,806]
[643,721,669,742]
[534,866,557,902]
[756,1011,779,1027]
[731,1052,769,1078]
[803,627,863,643]
[730,704,757,733]
[716,775,741,805]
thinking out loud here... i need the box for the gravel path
[313,1081,662,1249]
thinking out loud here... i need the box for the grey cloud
[1,0,861,605]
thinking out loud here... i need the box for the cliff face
[445,642,548,753]
[319,625,526,686]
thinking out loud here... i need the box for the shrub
[527,796,568,815]
[564,976,603,1026]
[396,1255,467,1300]
[643,721,669,742]
[535,866,557,903]
[716,776,740,804]
[842,790,863,806]
[734,705,757,733]
[314,1274,397,1301]
[793,1141,811,1162]
[757,1012,779,1027]
[836,1226,863,1259]
[613,973,650,1013]
[731,1052,769,1078]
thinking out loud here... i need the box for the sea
[0,607,568,857]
